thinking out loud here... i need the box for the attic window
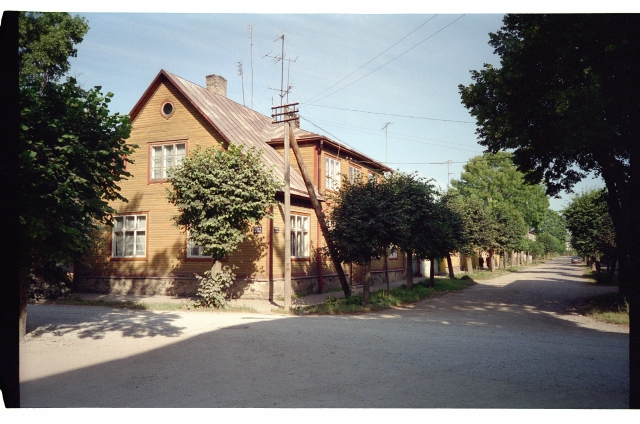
[160,101,175,119]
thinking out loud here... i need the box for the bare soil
[20,257,628,408]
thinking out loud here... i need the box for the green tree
[19,12,134,337]
[535,210,567,251]
[167,145,281,307]
[564,189,616,272]
[458,14,638,405]
[490,203,528,269]
[450,152,549,229]
[536,233,562,258]
[327,176,398,304]
[384,172,439,289]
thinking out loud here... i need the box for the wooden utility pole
[272,102,351,298]
[288,123,351,297]
[283,111,292,310]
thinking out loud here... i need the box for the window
[186,237,211,259]
[368,171,375,182]
[388,246,398,259]
[161,101,175,118]
[349,165,361,184]
[325,157,341,191]
[291,214,310,258]
[112,214,146,258]
[150,142,186,180]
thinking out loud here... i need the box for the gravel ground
[19,257,629,408]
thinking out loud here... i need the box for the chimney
[205,74,227,97]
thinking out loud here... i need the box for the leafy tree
[167,145,281,307]
[19,12,134,337]
[536,233,563,258]
[490,203,528,269]
[385,172,439,289]
[564,189,616,271]
[447,195,495,274]
[450,152,549,229]
[535,209,567,251]
[327,176,397,304]
[458,14,638,405]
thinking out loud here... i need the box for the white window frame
[186,233,212,259]
[291,214,310,259]
[325,156,341,191]
[150,142,186,180]
[112,214,147,258]
[388,245,398,259]
[349,165,361,184]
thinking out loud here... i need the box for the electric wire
[305,104,475,124]
[303,16,438,105]
[306,15,467,105]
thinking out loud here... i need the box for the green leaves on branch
[564,189,616,258]
[166,144,282,261]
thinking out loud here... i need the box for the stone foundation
[74,270,407,300]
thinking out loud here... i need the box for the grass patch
[580,292,629,326]
[583,269,618,286]
[457,265,528,280]
[292,277,473,315]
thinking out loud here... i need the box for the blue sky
[15,2,624,211]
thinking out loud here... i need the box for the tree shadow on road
[26,305,185,339]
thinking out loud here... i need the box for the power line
[307,15,466,105]
[303,16,438,105]
[305,116,483,152]
[306,104,475,124]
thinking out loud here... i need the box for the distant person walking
[479,256,484,270]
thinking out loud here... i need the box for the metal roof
[133,70,320,200]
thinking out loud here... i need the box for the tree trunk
[466,255,473,275]
[19,267,28,339]
[384,248,390,297]
[363,261,371,304]
[429,259,435,287]
[406,250,414,290]
[489,250,495,272]
[446,253,455,279]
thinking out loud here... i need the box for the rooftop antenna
[237,62,245,107]
[264,34,297,105]
[382,122,392,164]
[249,25,254,109]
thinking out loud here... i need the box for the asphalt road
[20,257,629,408]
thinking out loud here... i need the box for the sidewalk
[73,274,429,314]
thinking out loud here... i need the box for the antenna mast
[249,25,254,109]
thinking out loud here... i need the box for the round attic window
[161,101,175,118]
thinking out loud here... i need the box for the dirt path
[20,258,629,408]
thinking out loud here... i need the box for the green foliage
[195,266,236,308]
[327,175,398,265]
[450,152,549,229]
[490,202,528,253]
[28,263,72,302]
[536,233,563,255]
[535,209,567,247]
[581,292,629,326]
[446,195,495,256]
[167,144,282,261]
[18,12,89,86]
[458,15,634,197]
[19,12,135,270]
[563,189,616,258]
[293,277,473,315]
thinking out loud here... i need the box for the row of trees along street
[326,151,567,304]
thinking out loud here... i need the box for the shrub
[28,263,72,302]
[195,265,236,308]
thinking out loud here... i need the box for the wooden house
[75,70,405,299]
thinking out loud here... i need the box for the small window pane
[114,217,123,230]
[125,216,135,229]
[125,231,135,256]
[137,215,146,229]
[136,232,146,256]
[114,232,123,256]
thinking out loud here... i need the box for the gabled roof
[130,69,320,200]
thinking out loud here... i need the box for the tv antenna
[263,34,297,105]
